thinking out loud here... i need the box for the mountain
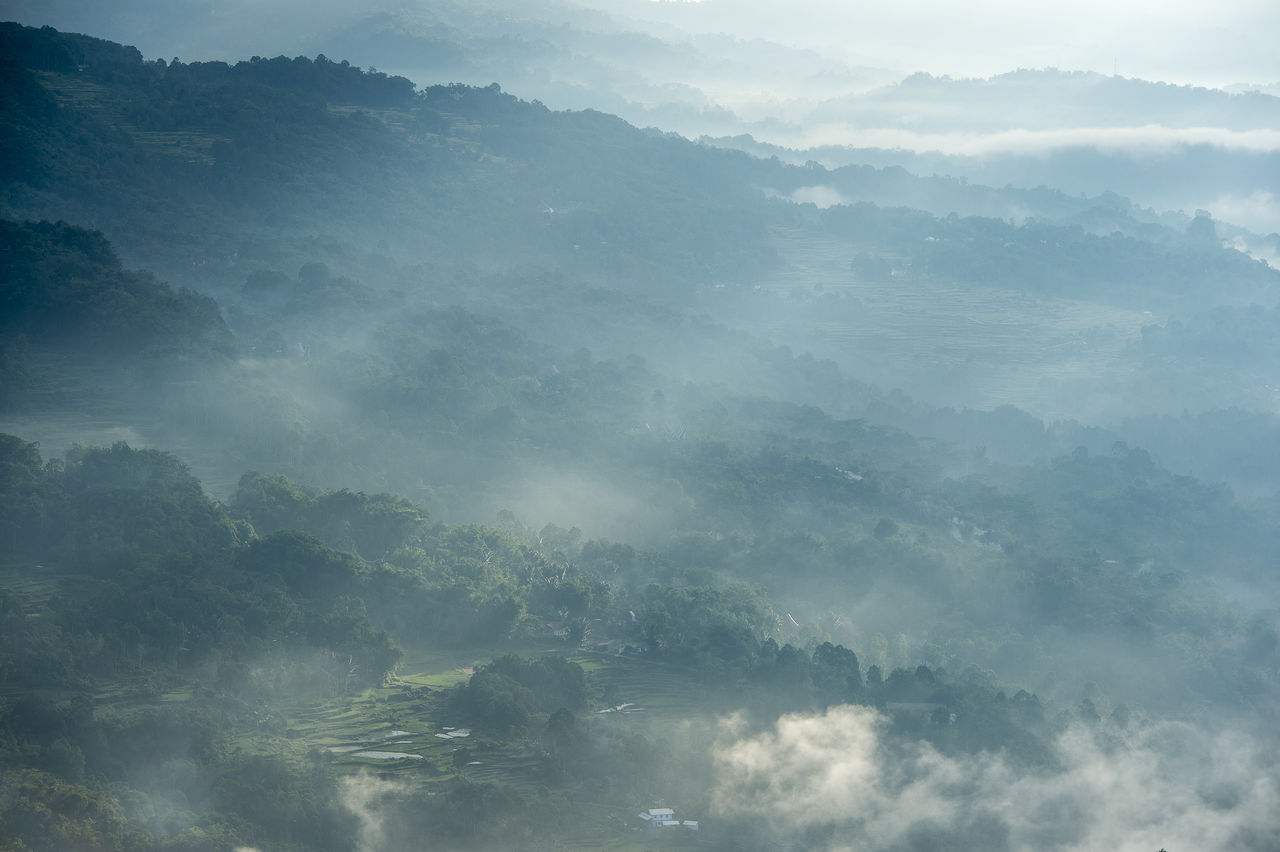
[9,0,1280,237]
[1,22,1279,852]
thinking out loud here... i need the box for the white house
[639,807,702,831]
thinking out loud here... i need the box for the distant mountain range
[7,0,1278,232]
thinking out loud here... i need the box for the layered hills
[2,22,1279,852]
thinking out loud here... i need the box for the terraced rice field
[34,71,122,114]
[122,129,224,165]
[245,644,720,847]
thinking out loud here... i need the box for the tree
[566,616,589,647]
[813,642,863,697]
[874,517,899,541]
[543,708,579,776]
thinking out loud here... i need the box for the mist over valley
[1,5,1279,850]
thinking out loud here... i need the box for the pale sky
[6,0,1278,88]
[609,0,1280,88]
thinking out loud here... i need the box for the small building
[638,807,703,831]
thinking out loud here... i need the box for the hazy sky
[6,0,1278,89]
[604,0,1280,88]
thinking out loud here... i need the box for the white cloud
[1206,191,1280,235]
[713,704,1280,852]
[766,125,1280,157]
[788,185,850,208]
[340,774,403,852]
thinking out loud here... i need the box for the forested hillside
[2,22,1279,851]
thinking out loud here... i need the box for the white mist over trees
[0,6,1278,851]
[713,705,1280,851]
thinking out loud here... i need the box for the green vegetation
[1,20,1278,852]
[2,422,1274,847]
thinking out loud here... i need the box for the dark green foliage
[57,442,240,570]
[874,516,899,540]
[0,21,782,288]
[822,202,1278,305]
[0,438,425,849]
[0,434,59,558]
[379,780,565,851]
[0,220,231,356]
[458,654,587,733]
[0,438,406,690]
[240,531,362,602]
[813,641,863,696]
[460,669,536,732]
[232,472,429,561]
[0,59,61,186]
[220,53,417,108]
[632,581,773,660]
[1,19,1279,851]
[0,768,138,852]
[543,707,578,755]
[749,640,813,701]
[0,23,144,75]
[305,595,402,688]
[211,753,358,851]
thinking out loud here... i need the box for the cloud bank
[713,705,1280,851]
[776,125,1280,157]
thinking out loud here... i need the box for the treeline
[0,220,231,365]
[438,642,1064,835]
[0,437,401,691]
[7,20,1268,310]
[0,437,395,851]
[0,433,783,850]
[0,21,779,288]
[2,426,1276,844]
[0,435,597,850]
[3,217,1275,725]
[821,202,1277,306]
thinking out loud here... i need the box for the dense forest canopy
[1,18,1278,852]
